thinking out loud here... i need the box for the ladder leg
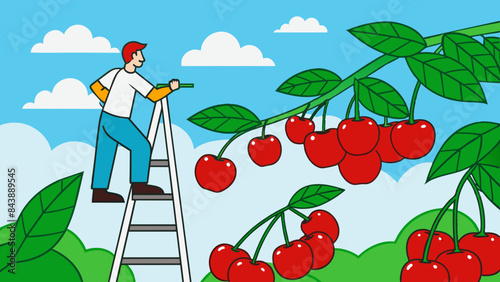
[109,189,136,282]
[147,101,162,146]
[161,98,192,282]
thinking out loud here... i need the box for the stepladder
[109,93,192,282]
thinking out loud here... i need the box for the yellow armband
[90,81,109,102]
[147,87,172,102]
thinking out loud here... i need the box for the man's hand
[169,79,180,91]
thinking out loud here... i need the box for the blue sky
[1,0,500,181]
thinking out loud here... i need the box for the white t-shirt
[98,68,154,118]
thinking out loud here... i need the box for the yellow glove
[90,81,109,103]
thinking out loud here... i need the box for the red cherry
[300,232,335,269]
[459,232,500,275]
[406,229,454,261]
[227,258,274,282]
[285,116,315,144]
[272,240,313,279]
[195,154,236,192]
[337,117,379,155]
[436,250,482,282]
[391,119,435,159]
[301,210,339,242]
[209,244,250,281]
[248,135,282,167]
[400,259,450,282]
[375,123,404,163]
[338,151,381,184]
[304,129,346,168]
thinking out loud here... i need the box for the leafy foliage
[348,22,426,57]
[443,33,500,82]
[288,185,344,209]
[406,53,486,103]
[355,77,409,118]
[276,69,341,97]
[427,122,500,181]
[15,173,83,262]
[188,104,261,133]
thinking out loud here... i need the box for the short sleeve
[98,69,120,89]
[130,72,154,97]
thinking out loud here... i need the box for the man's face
[131,50,145,68]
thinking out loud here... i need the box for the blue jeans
[91,111,151,189]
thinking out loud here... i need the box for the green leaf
[348,22,426,57]
[443,33,500,82]
[276,69,341,97]
[188,104,261,133]
[483,37,500,66]
[472,164,500,210]
[355,77,409,118]
[406,53,486,103]
[288,185,344,209]
[15,172,83,262]
[427,122,500,181]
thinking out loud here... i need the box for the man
[90,41,179,203]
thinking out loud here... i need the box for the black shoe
[131,183,165,194]
[92,189,124,203]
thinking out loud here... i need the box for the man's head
[122,41,147,68]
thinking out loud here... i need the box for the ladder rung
[132,194,173,201]
[150,159,169,167]
[129,224,177,232]
[122,257,181,265]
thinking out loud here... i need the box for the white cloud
[274,16,328,33]
[2,119,500,281]
[23,78,101,109]
[181,31,275,66]
[31,24,119,53]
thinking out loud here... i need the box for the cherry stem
[233,207,288,250]
[422,168,473,262]
[408,81,421,125]
[310,103,324,120]
[408,45,443,125]
[322,100,330,132]
[301,103,311,119]
[345,95,355,119]
[281,213,290,247]
[289,207,310,221]
[383,117,389,127]
[252,215,280,264]
[217,131,246,159]
[261,120,268,139]
[354,81,361,121]
[468,176,487,236]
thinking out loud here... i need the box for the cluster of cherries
[401,229,500,281]
[285,115,436,184]
[209,210,339,281]
[194,114,436,192]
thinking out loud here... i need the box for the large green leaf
[443,33,500,82]
[348,22,426,57]
[427,122,500,181]
[484,37,500,66]
[406,53,486,103]
[355,77,409,118]
[288,185,344,209]
[15,172,83,262]
[188,104,261,133]
[276,69,341,97]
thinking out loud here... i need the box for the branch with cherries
[209,184,344,281]
[189,21,500,192]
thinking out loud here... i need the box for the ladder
[109,89,192,282]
